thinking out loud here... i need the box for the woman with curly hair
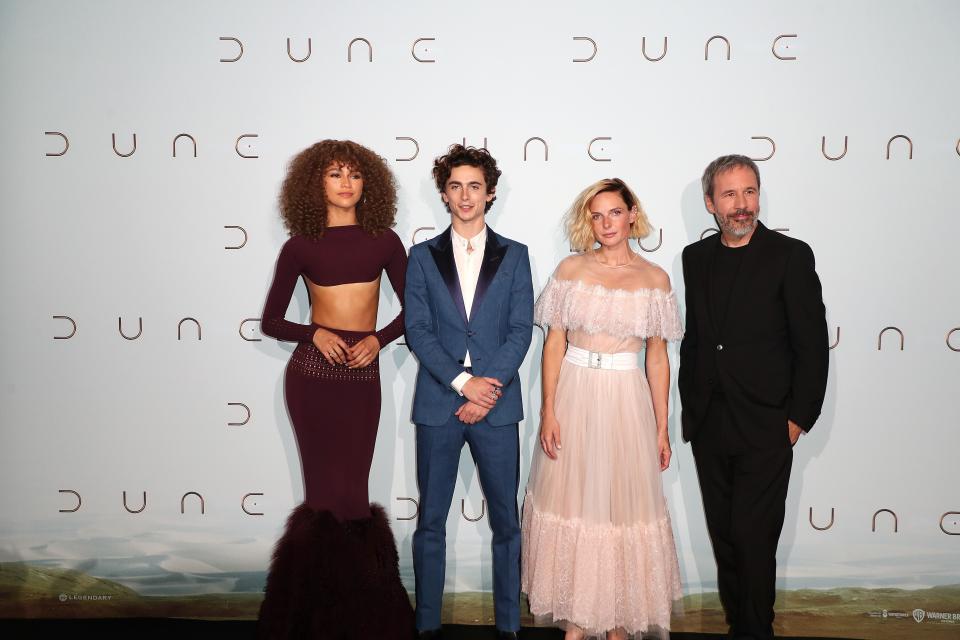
[257,139,414,638]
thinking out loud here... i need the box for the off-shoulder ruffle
[533,277,683,341]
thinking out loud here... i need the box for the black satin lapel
[469,231,507,321]
[429,228,468,326]
[701,233,721,339]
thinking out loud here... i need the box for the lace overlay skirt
[521,358,682,638]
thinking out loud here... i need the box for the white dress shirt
[450,226,486,395]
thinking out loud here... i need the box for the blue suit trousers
[412,413,521,632]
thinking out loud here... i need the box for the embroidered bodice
[534,276,683,354]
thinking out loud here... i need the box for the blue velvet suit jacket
[405,226,534,427]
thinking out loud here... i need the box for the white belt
[564,345,639,370]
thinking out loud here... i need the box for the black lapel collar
[701,229,721,339]
[469,228,507,322]
[718,220,768,337]
[428,226,468,326]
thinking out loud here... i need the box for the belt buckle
[588,351,603,369]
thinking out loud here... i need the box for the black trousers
[692,396,793,640]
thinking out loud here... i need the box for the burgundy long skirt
[259,328,414,639]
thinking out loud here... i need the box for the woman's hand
[312,328,350,366]
[657,431,672,471]
[539,410,562,460]
[347,335,381,369]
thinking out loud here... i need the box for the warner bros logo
[913,608,926,623]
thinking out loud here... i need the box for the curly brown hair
[279,139,397,238]
[432,144,502,212]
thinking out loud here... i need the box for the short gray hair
[701,154,761,199]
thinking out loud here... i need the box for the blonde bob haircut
[565,178,651,252]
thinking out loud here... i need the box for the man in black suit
[679,154,829,640]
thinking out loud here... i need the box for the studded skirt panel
[284,326,382,520]
[289,329,379,382]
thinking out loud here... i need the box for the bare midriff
[306,276,381,331]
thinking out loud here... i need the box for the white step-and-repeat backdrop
[1,1,957,636]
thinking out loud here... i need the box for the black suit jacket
[678,222,829,448]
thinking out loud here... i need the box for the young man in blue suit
[405,144,534,639]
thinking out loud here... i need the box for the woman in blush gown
[257,139,414,639]
[522,178,683,640]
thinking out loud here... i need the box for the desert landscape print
[2,563,957,639]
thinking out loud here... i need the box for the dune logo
[239,318,261,341]
[411,226,436,246]
[588,137,612,161]
[58,490,263,516]
[571,34,798,62]
[220,36,434,63]
[395,497,419,521]
[877,326,904,351]
[462,499,485,522]
[51,316,271,341]
[392,136,611,162]
[638,228,663,252]
[805,507,957,535]
[750,136,775,161]
[730,134,935,161]
[227,402,251,426]
[45,131,951,161]
[43,131,260,159]
[394,496,487,522]
[941,512,960,535]
[224,225,248,249]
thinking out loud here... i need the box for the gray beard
[716,211,757,238]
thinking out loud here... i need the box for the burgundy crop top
[261,226,407,346]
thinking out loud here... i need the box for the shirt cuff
[451,372,473,396]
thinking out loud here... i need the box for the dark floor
[0,618,856,640]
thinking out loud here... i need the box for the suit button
[707,378,715,386]
[716,344,724,351]
[457,359,464,365]
[467,331,476,337]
